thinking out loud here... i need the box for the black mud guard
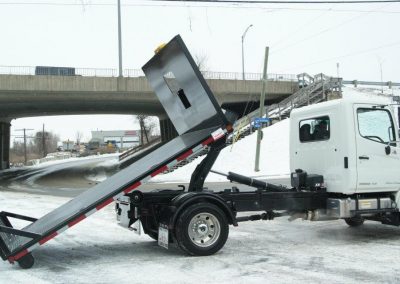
[169,192,237,227]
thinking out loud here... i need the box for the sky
[0,0,399,143]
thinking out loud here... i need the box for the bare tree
[194,52,209,72]
[137,115,149,145]
[136,115,158,145]
[33,131,60,156]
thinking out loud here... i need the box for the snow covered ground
[0,191,399,283]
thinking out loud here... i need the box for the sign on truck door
[354,104,400,192]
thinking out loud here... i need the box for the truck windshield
[357,108,395,144]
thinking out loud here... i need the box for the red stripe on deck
[201,137,214,146]
[39,232,58,245]
[124,181,142,194]
[177,149,193,161]
[96,198,114,210]
[10,249,29,261]
[68,215,86,228]
[150,165,168,177]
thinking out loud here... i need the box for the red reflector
[68,215,86,227]
[177,149,193,161]
[201,137,214,146]
[124,181,142,193]
[39,232,58,245]
[11,249,29,261]
[96,198,114,210]
[150,165,168,177]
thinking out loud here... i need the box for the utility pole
[15,128,33,165]
[255,47,269,172]
[117,0,123,77]
[42,124,46,158]
[336,62,340,78]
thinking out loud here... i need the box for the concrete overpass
[0,74,298,118]
[0,72,298,169]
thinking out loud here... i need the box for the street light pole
[241,24,253,80]
[117,0,123,77]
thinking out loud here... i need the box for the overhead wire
[276,40,400,72]
[270,6,333,48]
[270,1,392,54]
[0,1,399,12]
[153,0,400,4]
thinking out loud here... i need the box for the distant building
[90,130,140,150]
[62,140,75,151]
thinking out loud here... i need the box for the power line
[154,0,400,4]
[276,40,400,72]
[271,1,391,54]
[0,1,399,13]
[270,6,333,48]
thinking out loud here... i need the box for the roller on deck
[0,35,232,268]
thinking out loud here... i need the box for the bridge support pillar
[159,118,178,142]
[0,121,11,170]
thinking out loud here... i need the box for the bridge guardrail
[0,65,296,82]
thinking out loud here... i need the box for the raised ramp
[0,35,230,264]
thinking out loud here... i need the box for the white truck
[114,97,400,257]
[1,35,399,268]
[289,98,399,224]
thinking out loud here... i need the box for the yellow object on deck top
[154,43,167,54]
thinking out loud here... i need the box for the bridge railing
[0,65,296,82]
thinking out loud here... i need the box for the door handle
[359,156,369,160]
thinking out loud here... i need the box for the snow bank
[152,119,291,183]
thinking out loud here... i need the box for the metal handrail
[0,65,297,82]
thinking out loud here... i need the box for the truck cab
[290,98,400,195]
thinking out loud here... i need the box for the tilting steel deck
[0,35,230,265]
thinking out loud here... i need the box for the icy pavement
[0,191,399,284]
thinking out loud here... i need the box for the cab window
[299,116,330,142]
[357,108,395,144]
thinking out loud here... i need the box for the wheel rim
[188,212,221,248]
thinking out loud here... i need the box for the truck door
[354,105,400,192]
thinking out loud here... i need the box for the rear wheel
[175,202,229,256]
[18,253,34,269]
[345,216,365,227]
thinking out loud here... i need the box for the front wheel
[175,202,229,256]
[344,216,365,227]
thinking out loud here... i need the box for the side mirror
[385,145,391,155]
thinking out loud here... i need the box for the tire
[345,216,365,227]
[175,202,229,256]
[18,253,35,269]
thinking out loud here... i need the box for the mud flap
[158,224,169,249]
